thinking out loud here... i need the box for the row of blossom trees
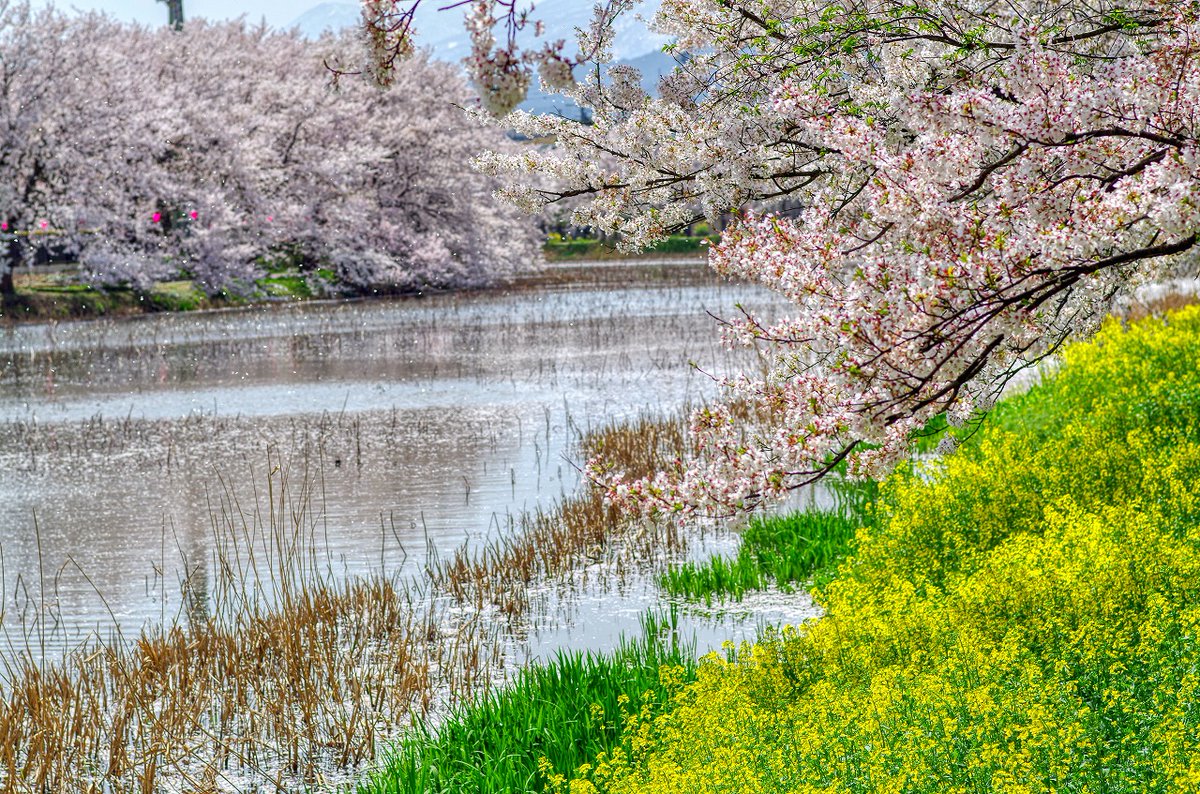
[367,0,1200,512]
[0,0,540,298]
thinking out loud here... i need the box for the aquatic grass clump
[359,610,696,794]
[550,308,1200,793]
[0,412,699,791]
[431,414,694,617]
[659,550,767,604]
[0,462,501,792]
[660,478,878,604]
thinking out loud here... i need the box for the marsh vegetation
[0,262,814,791]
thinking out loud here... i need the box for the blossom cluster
[362,0,630,118]
[0,3,540,294]
[464,0,1200,513]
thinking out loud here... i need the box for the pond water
[0,262,815,666]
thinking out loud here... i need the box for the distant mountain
[621,48,680,94]
[288,1,674,119]
[287,3,360,39]
[605,1,672,61]
[519,48,678,119]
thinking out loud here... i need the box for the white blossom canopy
[368,0,1200,514]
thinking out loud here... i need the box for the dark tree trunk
[1,233,18,301]
[157,0,183,30]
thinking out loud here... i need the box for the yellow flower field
[553,306,1200,793]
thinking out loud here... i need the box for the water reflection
[0,263,788,657]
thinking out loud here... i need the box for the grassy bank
[659,477,877,606]
[542,235,714,261]
[0,262,341,321]
[1,273,224,320]
[358,611,696,794]
[1,269,291,321]
[542,307,1200,792]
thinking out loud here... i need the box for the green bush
[646,236,716,255]
[256,275,312,299]
[144,281,207,312]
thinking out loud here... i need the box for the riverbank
[373,306,1200,794]
[1,263,314,321]
[0,253,709,324]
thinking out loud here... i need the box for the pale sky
[32,0,306,28]
[30,0,669,62]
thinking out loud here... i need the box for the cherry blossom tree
[367,0,1200,513]
[0,0,87,299]
[276,45,542,292]
[0,5,537,298]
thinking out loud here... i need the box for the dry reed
[430,414,693,617]
[0,413,692,792]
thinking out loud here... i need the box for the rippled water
[0,262,811,662]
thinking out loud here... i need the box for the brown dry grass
[0,414,689,792]
[0,478,452,792]
[1121,288,1200,323]
[432,414,692,618]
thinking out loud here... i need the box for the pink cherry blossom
[0,7,538,295]
[358,0,626,117]
[457,0,1200,514]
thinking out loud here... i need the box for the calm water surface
[0,263,814,662]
